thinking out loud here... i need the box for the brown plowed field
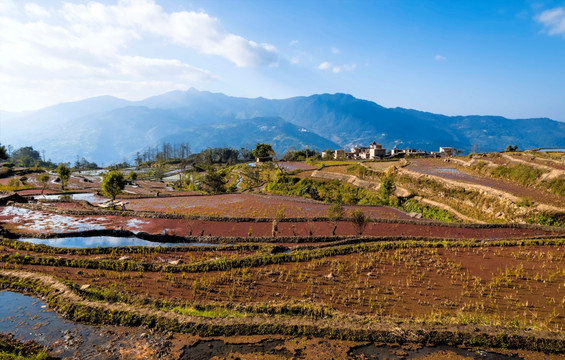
[0,205,561,239]
[407,158,565,207]
[123,193,416,219]
[6,244,564,330]
[507,153,565,171]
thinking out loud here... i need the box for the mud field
[0,205,560,239]
[122,193,416,219]
[407,158,565,208]
[3,243,565,330]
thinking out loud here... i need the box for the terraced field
[1,154,565,359]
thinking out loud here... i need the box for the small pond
[34,192,104,203]
[18,236,215,248]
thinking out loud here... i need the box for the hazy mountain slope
[269,93,463,149]
[140,90,565,152]
[159,117,340,155]
[2,96,133,149]
[22,106,189,164]
[2,89,564,164]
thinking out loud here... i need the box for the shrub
[490,164,542,186]
[546,178,565,196]
[350,209,368,235]
[402,199,457,223]
[56,163,71,190]
[516,198,534,207]
[528,212,565,227]
[327,203,345,235]
[379,172,396,203]
[7,177,19,187]
[101,170,126,200]
[472,161,488,173]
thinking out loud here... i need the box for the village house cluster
[321,141,455,160]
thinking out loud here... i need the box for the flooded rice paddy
[16,236,214,248]
[34,192,104,203]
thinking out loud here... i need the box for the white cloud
[435,54,447,61]
[536,7,565,37]
[331,47,340,54]
[318,61,356,73]
[24,3,50,18]
[0,0,278,111]
[290,57,300,64]
[114,56,214,82]
[60,0,278,67]
[0,0,16,15]
[290,39,299,46]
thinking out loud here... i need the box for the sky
[0,0,564,121]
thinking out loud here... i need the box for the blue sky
[1,0,564,121]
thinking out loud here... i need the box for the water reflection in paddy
[18,236,215,248]
[34,192,104,203]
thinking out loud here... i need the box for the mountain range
[1,88,564,164]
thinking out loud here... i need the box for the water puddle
[0,291,100,358]
[34,192,104,203]
[180,339,292,360]
[349,343,522,359]
[17,236,215,248]
[0,291,171,359]
[0,206,108,232]
[439,168,458,173]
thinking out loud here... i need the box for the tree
[379,173,396,204]
[39,173,50,195]
[241,164,262,189]
[350,209,368,235]
[102,170,126,200]
[128,171,138,182]
[282,148,320,161]
[505,145,518,152]
[12,146,41,167]
[252,143,274,159]
[327,203,345,235]
[56,163,71,190]
[0,144,7,160]
[199,166,228,194]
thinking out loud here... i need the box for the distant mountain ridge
[1,89,564,164]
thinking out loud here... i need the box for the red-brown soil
[6,245,564,331]
[123,193,416,219]
[1,206,560,238]
[408,158,565,207]
[507,153,565,171]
